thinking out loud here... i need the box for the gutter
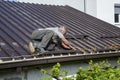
[0,50,120,69]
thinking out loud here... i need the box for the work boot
[35,48,47,54]
[29,42,35,53]
[40,48,47,53]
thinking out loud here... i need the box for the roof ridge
[0,0,65,7]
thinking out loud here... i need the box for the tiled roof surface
[0,1,120,65]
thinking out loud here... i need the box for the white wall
[19,0,85,12]
[86,0,97,17]
[115,0,120,3]
[96,0,114,24]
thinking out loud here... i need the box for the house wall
[96,0,114,24]
[85,0,97,17]
[115,0,120,3]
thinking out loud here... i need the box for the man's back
[38,27,64,38]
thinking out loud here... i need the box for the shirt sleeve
[55,31,64,38]
[46,27,64,38]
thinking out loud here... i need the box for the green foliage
[76,59,120,80]
[117,58,120,65]
[42,77,52,80]
[41,69,47,74]
[51,63,61,78]
[41,63,72,80]
[41,58,120,80]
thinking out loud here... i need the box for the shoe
[40,48,47,53]
[29,42,35,53]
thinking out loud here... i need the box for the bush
[41,58,120,80]
[76,59,120,80]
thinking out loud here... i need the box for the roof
[0,1,120,69]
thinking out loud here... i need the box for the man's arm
[60,37,76,50]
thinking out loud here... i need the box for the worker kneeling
[29,26,75,53]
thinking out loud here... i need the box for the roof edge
[0,51,120,69]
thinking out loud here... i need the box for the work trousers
[31,30,54,50]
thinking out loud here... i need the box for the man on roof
[29,25,76,53]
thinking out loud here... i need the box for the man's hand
[61,37,76,50]
[70,46,76,50]
[61,42,71,49]
[62,42,76,50]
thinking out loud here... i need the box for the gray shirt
[38,27,64,38]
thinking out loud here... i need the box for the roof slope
[0,1,120,65]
